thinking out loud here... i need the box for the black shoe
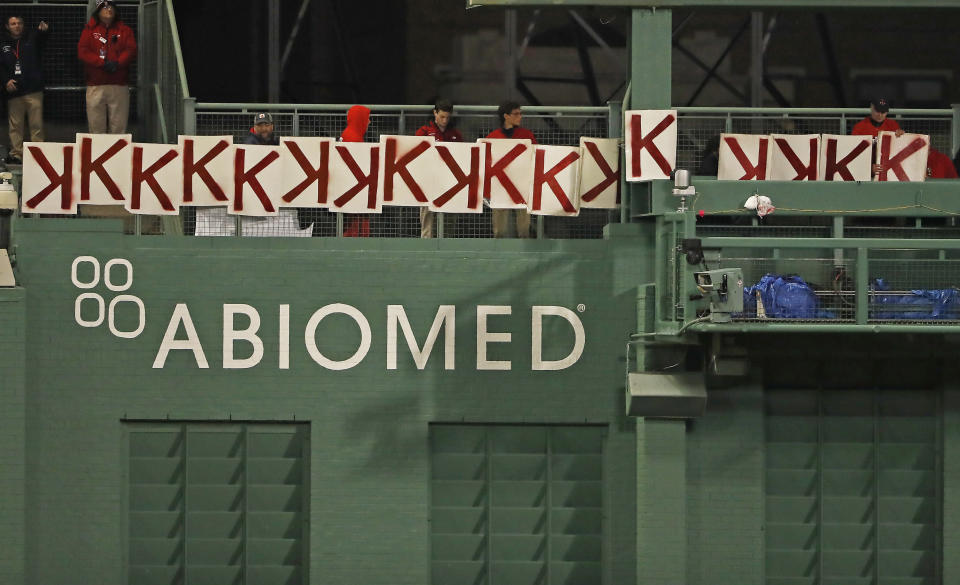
[4,154,21,165]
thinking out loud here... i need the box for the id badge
[13,61,21,76]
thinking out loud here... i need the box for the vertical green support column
[626,9,672,218]
[628,11,685,585]
[0,289,26,585]
[630,9,671,109]
[637,418,686,585]
[856,248,868,324]
[951,103,960,157]
[943,385,960,585]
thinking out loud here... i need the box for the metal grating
[765,389,940,585]
[697,222,834,239]
[126,422,310,585]
[679,110,955,177]
[869,259,960,323]
[721,256,858,322]
[187,106,615,239]
[430,424,605,585]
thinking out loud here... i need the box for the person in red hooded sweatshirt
[339,105,371,237]
[77,0,136,134]
[927,147,958,179]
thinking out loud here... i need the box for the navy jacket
[0,27,48,98]
[242,128,279,146]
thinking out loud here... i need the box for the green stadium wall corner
[4,221,960,584]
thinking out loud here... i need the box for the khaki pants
[492,208,531,238]
[7,91,44,159]
[86,84,129,134]
[420,207,435,238]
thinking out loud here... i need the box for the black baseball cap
[253,112,274,125]
[871,97,890,113]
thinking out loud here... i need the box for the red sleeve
[116,24,136,67]
[485,129,502,139]
[451,129,463,141]
[77,26,102,67]
[887,119,901,132]
[415,125,428,136]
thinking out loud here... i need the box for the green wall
[11,220,648,585]
[0,287,26,585]
[8,220,960,585]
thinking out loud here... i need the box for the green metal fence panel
[429,424,606,585]
[675,108,954,176]
[126,422,309,585]
[764,390,940,585]
[189,104,616,239]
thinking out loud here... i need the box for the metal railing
[673,106,955,176]
[188,102,618,239]
[192,103,957,176]
[653,204,960,334]
[194,103,611,147]
[139,0,190,143]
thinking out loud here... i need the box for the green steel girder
[469,0,960,7]
[648,178,960,217]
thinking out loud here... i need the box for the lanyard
[12,40,19,61]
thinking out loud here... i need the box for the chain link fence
[675,108,954,176]
[190,104,617,239]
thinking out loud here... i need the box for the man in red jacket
[486,101,536,238]
[851,97,904,138]
[415,99,462,237]
[851,97,904,177]
[77,0,136,133]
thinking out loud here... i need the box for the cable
[676,315,712,335]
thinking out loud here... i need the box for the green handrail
[194,103,609,113]
[164,0,190,99]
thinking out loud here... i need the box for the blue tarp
[741,274,828,319]
[871,278,960,320]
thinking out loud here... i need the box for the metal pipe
[505,9,518,100]
[750,12,763,107]
[268,0,280,103]
[188,102,951,121]
[164,0,191,98]
[281,0,313,72]
[676,106,952,116]
[569,9,626,69]
[194,103,609,113]
[699,237,960,250]
[684,323,960,333]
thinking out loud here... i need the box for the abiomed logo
[70,256,587,372]
[72,256,145,339]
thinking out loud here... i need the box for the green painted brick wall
[636,418,686,585]
[0,288,26,585]
[686,383,764,585]
[12,223,649,585]
[9,220,960,585]
[944,387,960,585]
